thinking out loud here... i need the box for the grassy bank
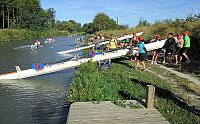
[0,29,79,42]
[99,20,200,40]
[70,59,200,124]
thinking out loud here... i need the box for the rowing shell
[0,49,129,79]
[117,32,143,41]
[57,41,109,54]
[0,39,165,80]
[57,32,143,55]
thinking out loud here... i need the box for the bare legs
[136,61,146,69]
[151,51,158,64]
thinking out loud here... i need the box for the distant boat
[45,38,56,43]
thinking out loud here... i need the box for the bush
[0,29,71,42]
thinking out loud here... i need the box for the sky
[41,0,200,27]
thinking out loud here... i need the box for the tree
[93,13,110,31]
[55,20,82,33]
[92,12,118,32]
[137,18,150,27]
[0,0,57,30]
[83,23,94,34]
[119,24,129,29]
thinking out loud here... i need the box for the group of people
[107,31,191,70]
[162,31,191,64]
[88,34,105,43]
[107,33,147,70]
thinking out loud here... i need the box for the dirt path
[157,64,200,86]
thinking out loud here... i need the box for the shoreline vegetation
[0,29,84,42]
[70,60,200,124]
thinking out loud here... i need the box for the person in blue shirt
[136,37,146,70]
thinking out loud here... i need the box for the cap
[183,31,189,35]
[156,34,161,39]
[178,34,183,39]
[138,37,144,41]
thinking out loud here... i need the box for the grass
[0,29,82,42]
[70,58,200,124]
[150,65,200,96]
[156,97,200,124]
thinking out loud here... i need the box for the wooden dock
[67,100,170,124]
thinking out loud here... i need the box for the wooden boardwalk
[67,100,170,124]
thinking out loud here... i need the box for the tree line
[0,0,55,30]
[83,12,128,34]
[0,0,127,33]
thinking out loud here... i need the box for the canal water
[0,36,81,124]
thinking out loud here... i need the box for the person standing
[136,37,146,70]
[151,33,161,64]
[162,33,176,64]
[180,31,191,63]
[175,34,184,64]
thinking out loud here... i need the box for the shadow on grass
[130,78,200,116]
[112,57,134,68]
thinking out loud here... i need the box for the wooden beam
[146,85,155,109]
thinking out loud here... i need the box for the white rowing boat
[57,32,143,55]
[0,49,128,79]
[0,40,165,80]
[117,32,143,41]
[57,41,109,54]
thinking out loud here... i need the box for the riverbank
[0,29,83,42]
[69,59,200,124]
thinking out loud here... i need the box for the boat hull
[0,40,165,79]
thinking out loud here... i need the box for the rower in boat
[30,44,37,50]
[46,38,55,43]
[35,40,41,49]
[31,40,41,50]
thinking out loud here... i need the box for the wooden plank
[67,101,170,124]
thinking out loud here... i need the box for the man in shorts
[180,31,191,63]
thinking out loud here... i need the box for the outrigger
[0,39,166,80]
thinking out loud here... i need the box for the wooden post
[146,85,155,109]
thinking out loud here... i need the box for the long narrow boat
[57,32,143,55]
[0,40,165,80]
[117,32,143,41]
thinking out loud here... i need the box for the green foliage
[83,23,94,34]
[92,12,118,31]
[70,60,148,103]
[0,0,56,30]
[137,18,150,27]
[98,18,200,42]
[0,29,70,42]
[70,61,121,102]
[56,20,82,33]
[70,59,200,123]
[83,12,128,34]
[156,97,200,124]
